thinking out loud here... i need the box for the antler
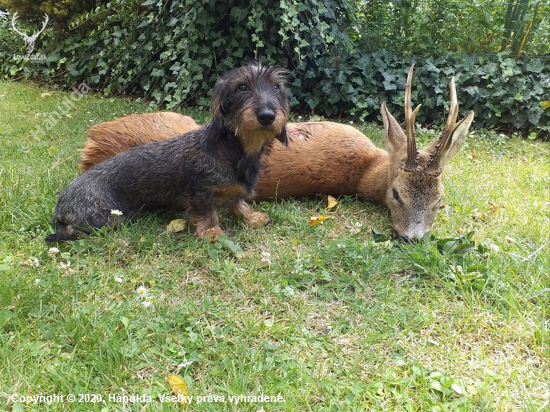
[11,12,27,37]
[33,14,49,37]
[403,65,422,171]
[426,76,459,174]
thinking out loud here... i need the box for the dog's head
[210,62,290,154]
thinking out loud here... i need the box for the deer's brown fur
[79,67,474,239]
[79,112,200,172]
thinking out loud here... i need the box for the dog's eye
[272,84,280,91]
[238,84,248,92]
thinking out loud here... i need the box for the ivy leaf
[527,107,543,125]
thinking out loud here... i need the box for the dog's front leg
[228,198,270,228]
[188,202,225,242]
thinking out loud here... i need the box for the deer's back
[255,122,385,200]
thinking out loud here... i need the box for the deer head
[11,12,49,54]
[381,65,475,240]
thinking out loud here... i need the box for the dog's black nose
[257,110,275,126]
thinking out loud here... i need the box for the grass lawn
[0,81,548,411]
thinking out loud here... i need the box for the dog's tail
[79,112,200,172]
[44,223,78,243]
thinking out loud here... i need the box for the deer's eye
[238,84,248,92]
[392,188,401,203]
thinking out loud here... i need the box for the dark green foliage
[501,0,542,55]
[351,0,549,56]
[0,0,102,27]
[340,51,549,135]
[0,0,548,136]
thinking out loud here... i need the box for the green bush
[340,50,549,136]
[0,0,102,27]
[0,0,548,136]
[349,0,550,56]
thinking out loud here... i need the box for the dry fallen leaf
[327,195,338,211]
[167,219,187,233]
[40,92,53,98]
[308,214,331,226]
[167,375,189,407]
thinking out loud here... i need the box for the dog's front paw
[245,212,271,228]
[195,225,225,242]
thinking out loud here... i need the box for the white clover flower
[58,261,71,269]
[114,275,124,283]
[110,209,123,216]
[34,278,41,286]
[261,251,272,264]
[136,286,147,296]
[48,247,60,256]
[337,243,344,249]
[350,221,363,235]
[488,243,500,253]
[29,258,40,267]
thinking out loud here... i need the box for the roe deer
[79,66,474,240]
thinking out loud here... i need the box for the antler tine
[428,76,459,171]
[404,65,422,171]
[38,14,49,34]
[11,11,25,36]
[32,14,49,37]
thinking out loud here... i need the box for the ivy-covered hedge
[0,1,548,136]
[342,51,549,136]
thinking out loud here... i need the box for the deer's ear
[381,102,406,158]
[439,110,474,166]
[425,110,474,168]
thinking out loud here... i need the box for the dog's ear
[275,126,288,147]
[210,79,229,133]
[210,81,225,118]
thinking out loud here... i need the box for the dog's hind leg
[228,198,270,228]
[44,223,81,243]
